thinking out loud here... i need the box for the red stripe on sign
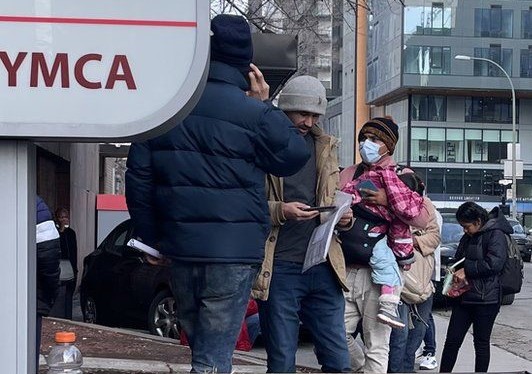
[0,15,197,27]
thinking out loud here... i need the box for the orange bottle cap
[55,331,76,343]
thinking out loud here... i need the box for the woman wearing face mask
[338,117,432,373]
[440,202,509,372]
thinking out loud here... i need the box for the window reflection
[411,127,517,164]
[522,9,532,39]
[446,129,463,162]
[474,7,513,38]
[427,128,445,162]
[520,47,532,77]
[411,95,447,121]
[404,3,452,35]
[464,169,482,194]
[445,169,462,194]
[414,168,506,197]
[473,45,513,77]
[465,97,516,123]
[404,46,451,74]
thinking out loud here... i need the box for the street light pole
[455,55,517,219]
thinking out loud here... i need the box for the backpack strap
[352,204,388,226]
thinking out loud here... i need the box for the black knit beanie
[210,14,253,73]
[358,117,399,155]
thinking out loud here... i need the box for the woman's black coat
[455,207,511,304]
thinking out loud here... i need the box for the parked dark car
[80,219,179,339]
[434,208,516,306]
[433,211,463,306]
[507,218,532,262]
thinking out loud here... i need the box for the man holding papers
[252,75,353,373]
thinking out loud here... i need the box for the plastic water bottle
[46,331,83,373]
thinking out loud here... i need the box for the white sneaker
[419,353,438,370]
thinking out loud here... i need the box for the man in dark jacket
[125,14,309,373]
[36,196,61,366]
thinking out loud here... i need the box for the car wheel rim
[84,297,97,323]
[153,296,179,339]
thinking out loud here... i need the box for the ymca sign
[0,1,209,140]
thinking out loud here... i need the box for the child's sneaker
[376,294,405,329]
[419,353,438,370]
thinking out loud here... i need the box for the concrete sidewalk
[51,300,532,373]
[242,312,532,372]
[431,313,532,372]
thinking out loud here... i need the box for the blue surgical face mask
[359,139,383,164]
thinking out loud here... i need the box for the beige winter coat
[252,126,350,300]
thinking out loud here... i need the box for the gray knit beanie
[278,75,327,115]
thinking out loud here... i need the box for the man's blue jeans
[388,296,433,373]
[258,261,351,373]
[170,262,259,373]
[422,312,436,356]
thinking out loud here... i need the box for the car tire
[524,253,531,262]
[148,289,179,339]
[501,293,515,305]
[82,295,98,324]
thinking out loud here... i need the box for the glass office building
[366,0,532,222]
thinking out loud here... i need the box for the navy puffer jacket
[126,61,309,263]
[455,207,511,304]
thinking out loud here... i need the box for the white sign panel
[0,1,210,140]
[503,159,524,179]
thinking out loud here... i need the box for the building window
[412,127,517,164]
[427,128,445,162]
[522,8,532,38]
[520,47,532,77]
[421,168,504,196]
[411,127,428,162]
[474,7,513,38]
[465,97,516,123]
[426,168,445,193]
[464,169,482,194]
[404,46,451,74]
[445,169,463,194]
[404,3,452,35]
[482,170,503,196]
[411,95,447,121]
[473,45,512,77]
[465,129,483,163]
[446,129,463,163]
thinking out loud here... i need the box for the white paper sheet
[302,191,353,273]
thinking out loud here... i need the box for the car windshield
[509,220,525,234]
[442,222,463,244]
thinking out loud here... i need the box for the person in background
[50,207,78,320]
[387,171,441,373]
[253,75,353,373]
[440,202,509,372]
[36,196,61,369]
[125,14,309,373]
